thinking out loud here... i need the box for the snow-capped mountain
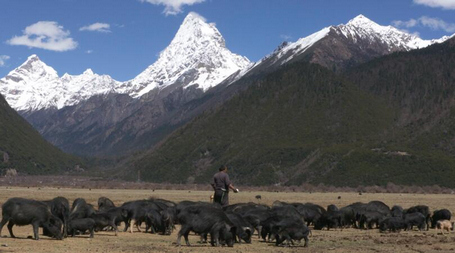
[0,12,250,111]
[3,14,451,112]
[0,55,119,111]
[254,14,454,71]
[337,14,446,50]
[116,12,251,98]
[2,13,455,157]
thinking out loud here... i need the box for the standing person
[211,165,239,207]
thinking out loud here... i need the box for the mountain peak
[347,14,375,27]
[21,54,44,68]
[83,68,94,75]
[16,54,58,78]
[183,11,207,23]
[339,14,439,50]
[174,11,224,47]
[27,54,40,61]
[345,14,387,32]
[119,12,250,97]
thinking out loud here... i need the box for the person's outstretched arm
[229,184,239,193]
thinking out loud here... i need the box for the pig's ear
[244,227,252,237]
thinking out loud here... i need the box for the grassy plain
[1,187,455,252]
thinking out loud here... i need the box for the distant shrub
[5,168,17,177]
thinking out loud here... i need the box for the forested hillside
[123,62,396,186]
[0,94,81,175]
[120,38,455,187]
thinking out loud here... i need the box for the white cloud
[410,31,421,37]
[86,50,93,54]
[80,23,111,33]
[280,34,292,41]
[188,11,207,22]
[414,0,455,10]
[141,0,206,16]
[419,16,455,32]
[7,21,77,52]
[392,16,455,33]
[392,19,418,28]
[0,55,10,67]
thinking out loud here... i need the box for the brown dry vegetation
[1,186,455,252]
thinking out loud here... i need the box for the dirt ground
[1,187,455,252]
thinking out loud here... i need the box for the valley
[1,13,455,188]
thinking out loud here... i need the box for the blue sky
[1,0,455,81]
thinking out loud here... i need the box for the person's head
[219,165,228,172]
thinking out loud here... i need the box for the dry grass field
[1,186,455,252]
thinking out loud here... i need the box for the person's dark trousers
[214,190,229,207]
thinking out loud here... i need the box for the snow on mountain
[116,12,251,98]
[0,12,250,111]
[0,55,119,111]
[263,14,454,67]
[339,14,435,50]
[274,27,332,65]
[1,14,453,112]
[59,68,119,108]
